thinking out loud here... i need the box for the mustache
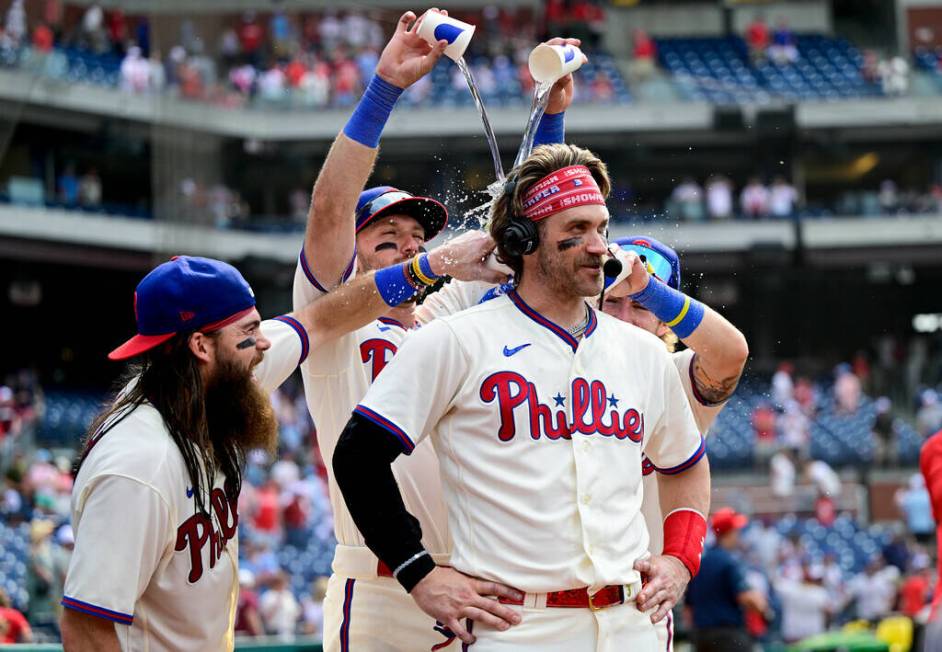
[578,255,603,268]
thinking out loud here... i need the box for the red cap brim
[108,332,176,361]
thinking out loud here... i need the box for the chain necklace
[567,305,591,338]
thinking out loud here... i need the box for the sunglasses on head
[357,191,417,223]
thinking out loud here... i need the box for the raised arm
[532,37,585,147]
[612,251,749,404]
[301,10,447,290]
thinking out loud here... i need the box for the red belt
[498,584,629,610]
[378,562,628,611]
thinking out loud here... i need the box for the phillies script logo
[360,339,398,381]
[175,487,238,583]
[479,371,644,442]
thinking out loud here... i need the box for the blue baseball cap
[610,236,682,290]
[355,186,448,239]
[109,256,256,360]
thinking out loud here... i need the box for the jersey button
[581,494,591,505]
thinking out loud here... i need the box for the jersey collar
[507,289,597,353]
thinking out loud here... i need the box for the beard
[205,354,279,458]
[537,245,603,299]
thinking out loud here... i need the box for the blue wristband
[343,75,404,148]
[630,280,705,339]
[375,263,416,307]
[534,111,565,147]
[417,253,441,281]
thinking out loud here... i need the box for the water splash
[512,80,554,172]
[457,57,504,183]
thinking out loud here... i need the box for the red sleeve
[3,609,30,641]
[920,431,942,522]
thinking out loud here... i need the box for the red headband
[521,165,606,221]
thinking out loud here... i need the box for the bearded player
[59,254,473,652]
[601,236,748,650]
[334,143,711,650]
[294,9,582,651]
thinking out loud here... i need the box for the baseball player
[601,236,748,650]
[294,10,581,651]
[334,143,711,651]
[59,254,460,652]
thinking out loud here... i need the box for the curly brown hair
[488,143,611,280]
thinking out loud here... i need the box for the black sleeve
[332,412,436,592]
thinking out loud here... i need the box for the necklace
[567,306,591,337]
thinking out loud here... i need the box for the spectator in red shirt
[0,588,32,644]
[630,28,657,84]
[746,15,770,63]
[899,563,932,618]
[252,479,281,539]
[32,23,54,53]
[234,570,263,638]
[238,12,264,66]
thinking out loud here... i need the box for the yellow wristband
[666,296,690,328]
[411,255,437,286]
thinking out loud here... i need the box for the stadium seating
[656,34,881,104]
[773,513,892,575]
[0,523,31,611]
[37,391,105,447]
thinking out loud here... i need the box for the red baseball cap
[711,507,748,537]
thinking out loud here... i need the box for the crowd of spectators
[656,175,942,223]
[0,2,618,111]
[667,175,800,221]
[733,517,933,645]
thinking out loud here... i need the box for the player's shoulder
[594,309,672,355]
[78,401,185,490]
[436,292,514,327]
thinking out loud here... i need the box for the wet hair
[488,143,611,281]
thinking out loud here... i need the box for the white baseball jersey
[63,319,306,652]
[293,257,491,557]
[356,289,705,594]
[641,348,727,555]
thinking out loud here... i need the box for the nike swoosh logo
[377,325,391,332]
[503,343,532,357]
[186,487,194,498]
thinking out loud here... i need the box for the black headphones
[499,178,540,257]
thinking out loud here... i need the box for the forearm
[682,307,748,400]
[332,413,435,591]
[61,610,121,652]
[631,280,747,403]
[304,75,402,286]
[656,457,711,577]
[297,256,442,347]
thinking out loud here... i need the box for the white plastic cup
[528,43,584,84]
[417,11,476,62]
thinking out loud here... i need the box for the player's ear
[655,321,671,339]
[187,331,215,364]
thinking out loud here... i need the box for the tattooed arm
[607,251,748,405]
[680,308,748,404]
